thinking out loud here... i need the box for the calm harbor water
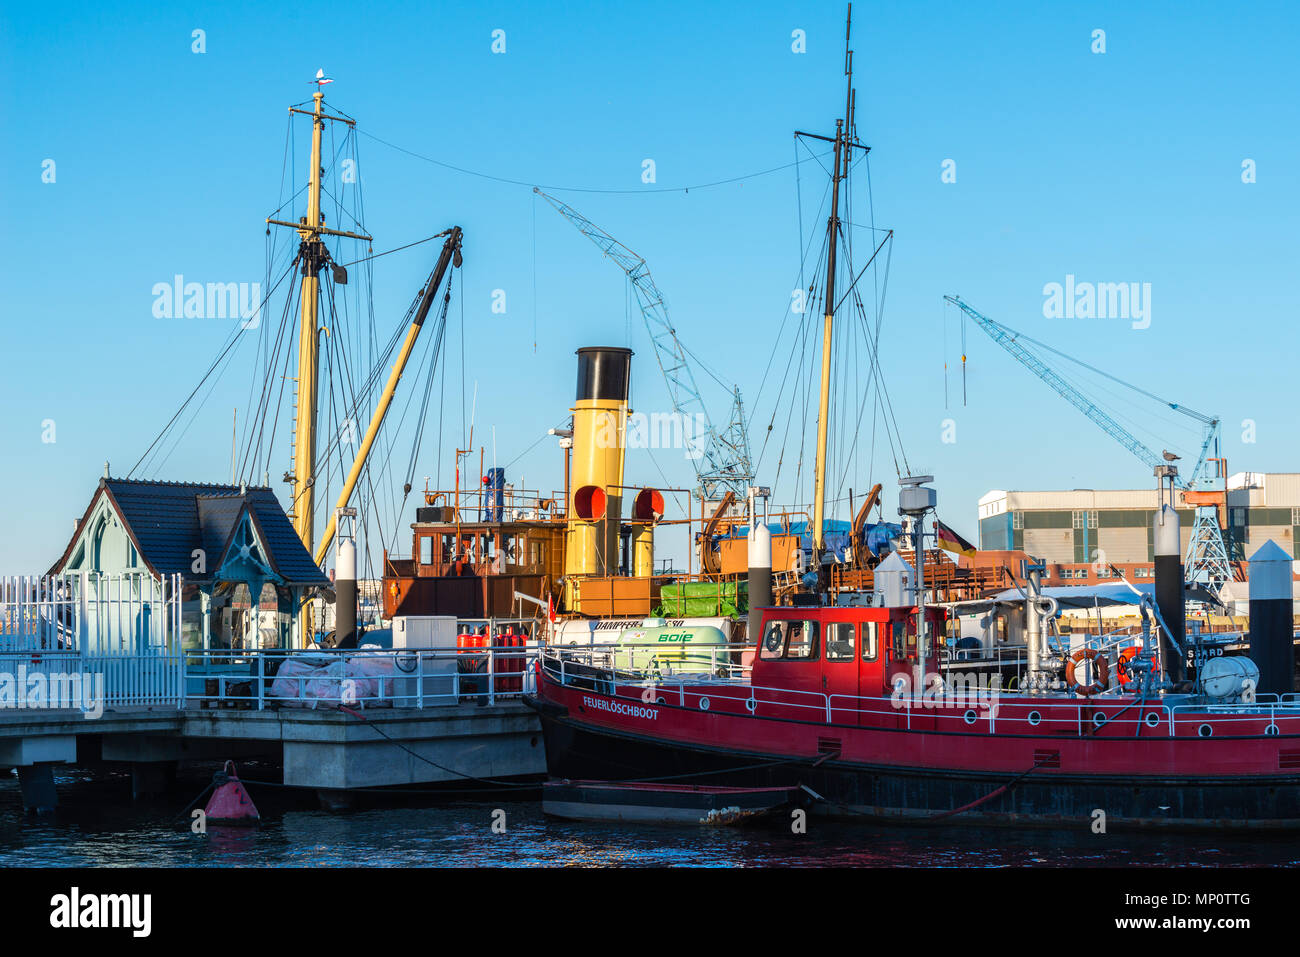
[1,764,1295,867]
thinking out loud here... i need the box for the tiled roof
[89,478,328,586]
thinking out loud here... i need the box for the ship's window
[419,536,434,565]
[825,623,855,661]
[862,621,879,661]
[759,620,820,661]
[761,622,786,659]
[894,618,917,658]
[785,621,818,659]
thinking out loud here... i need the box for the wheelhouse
[750,605,946,701]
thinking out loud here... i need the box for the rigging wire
[129,257,300,478]
[359,127,832,195]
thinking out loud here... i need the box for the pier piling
[17,763,58,814]
[1248,540,1294,696]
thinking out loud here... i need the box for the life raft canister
[204,760,260,825]
[1065,648,1110,697]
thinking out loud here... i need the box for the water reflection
[1,771,1294,867]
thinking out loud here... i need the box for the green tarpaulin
[655,581,747,618]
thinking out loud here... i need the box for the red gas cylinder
[456,631,479,701]
[509,629,525,686]
[510,629,523,693]
[492,630,509,694]
[504,624,525,691]
[204,760,259,825]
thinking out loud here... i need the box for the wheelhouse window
[862,620,879,661]
[759,619,820,661]
[825,622,855,661]
[893,617,918,658]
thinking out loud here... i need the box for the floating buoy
[203,760,260,825]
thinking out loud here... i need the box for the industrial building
[977,473,1300,584]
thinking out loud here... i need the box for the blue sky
[2,0,1297,574]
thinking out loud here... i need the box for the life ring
[1115,646,1141,686]
[1065,648,1110,696]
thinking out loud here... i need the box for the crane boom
[945,295,1233,586]
[945,296,1188,485]
[535,188,754,499]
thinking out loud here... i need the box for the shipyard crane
[534,188,755,501]
[945,295,1235,589]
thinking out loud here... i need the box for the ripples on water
[1,766,1294,867]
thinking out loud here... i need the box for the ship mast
[266,74,371,640]
[809,6,859,555]
[290,89,326,555]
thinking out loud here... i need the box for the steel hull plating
[528,683,1300,831]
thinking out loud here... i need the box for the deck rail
[184,644,544,710]
[540,643,1300,738]
[0,573,183,712]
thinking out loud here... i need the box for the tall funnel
[565,347,633,605]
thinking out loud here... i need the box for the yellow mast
[266,77,371,644]
[312,228,464,568]
[810,116,842,553]
[811,8,856,553]
[291,90,325,558]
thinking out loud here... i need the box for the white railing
[540,643,1300,738]
[185,644,543,710]
[0,573,183,712]
[0,575,77,651]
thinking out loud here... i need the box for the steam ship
[517,8,1300,831]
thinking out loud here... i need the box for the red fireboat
[527,595,1300,830]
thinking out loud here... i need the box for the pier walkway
[0,573,545,809]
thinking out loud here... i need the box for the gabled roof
[197,494,247,564]
[50,478,329,587]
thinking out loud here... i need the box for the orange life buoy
[1065,648,1110,696]
[1115,645,1141,686]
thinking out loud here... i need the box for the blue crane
[536,188,755,500]
[945,296,1233,588]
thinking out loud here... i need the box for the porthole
[1198,723,1213,738]
[1145,712,1160,728]
[1093,713,1107,728]
[657,696,666,705]
[699,697,710,711]
[745,698,757,713]
[1027,711,1042,726]
[1265,723,1280,736]
[963,709,978,725]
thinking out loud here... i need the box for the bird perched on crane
[1162,450,1181,462]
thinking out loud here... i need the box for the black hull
[532,704,1300,832]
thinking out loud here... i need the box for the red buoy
[204,761,260,826]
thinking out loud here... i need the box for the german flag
[934,519,977,558]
